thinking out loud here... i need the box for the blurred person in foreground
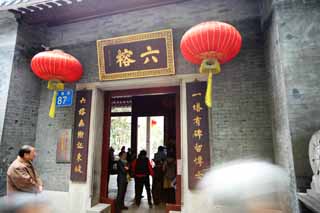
[7,145,43,195]
[184,160,290,213]
[0,193,50,213]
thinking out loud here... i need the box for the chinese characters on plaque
[97,29,175,80]
[186,82,210,189]
[70,90,92,182]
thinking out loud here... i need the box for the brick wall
[210,29,273,164]
[34,82,75,191]
[0,21,46,195]
[0,11,18,196]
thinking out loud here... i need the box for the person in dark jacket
[131,150,154,208]
[116,151,129,213]
[152,146,166,205]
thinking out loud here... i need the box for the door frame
[100,86,181,212]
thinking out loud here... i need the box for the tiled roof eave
[0,0,75,12]
[1,0,43,10]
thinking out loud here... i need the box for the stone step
[298,192,320,213]
[87,203,111,213]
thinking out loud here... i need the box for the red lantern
[31,49,83,118]
[180,21,242,107]
[31,49,83,82]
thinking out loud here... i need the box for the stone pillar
[69,88,105,213]
[261,1,300,212]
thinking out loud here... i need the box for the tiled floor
[108,175,166,213]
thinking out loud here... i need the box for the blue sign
[56,89,73,107]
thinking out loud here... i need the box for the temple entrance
[100,87,181,213]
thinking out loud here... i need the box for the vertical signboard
[186,82,211,189]
[70,90,92,182]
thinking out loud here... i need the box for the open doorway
[137,116,165,160]
[100,87,181,213]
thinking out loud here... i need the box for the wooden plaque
[97,29,175,80]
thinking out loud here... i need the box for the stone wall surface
[261,0,320,192]
[262,3,299,212]
[261,0,320,212]
[277,2,320,192]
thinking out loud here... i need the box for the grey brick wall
[31,0,274,191]
[34,82,75,192]
[0,21,46,196]
[46,0,262,83]
[210,28,273,164]
[0,12,17,145]
[47,0,261,48]
[0,21,45,194]
[0,11,18,196]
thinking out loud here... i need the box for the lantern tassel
[205,72,213,108]
[49,90,57,118]
[47,80,64,118]
[199,58,221,108]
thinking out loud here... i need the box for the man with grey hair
[6,145,43,194]
[184,160,289,213]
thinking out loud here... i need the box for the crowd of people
[109,145,177,213]
[2,145,291,213]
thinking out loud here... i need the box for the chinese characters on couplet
[187,82,210,189]
[116,45,160,67]
[192,102,203,113]
[71,90,92,182]
[74,164,83,174]
[80,97,86,104]
[74,96,87,174]
[78,119,85,127]
[195,170,204,180]
[191,93,205,180]
[193,116,202,127]
[194,143,203,153]
[78,108,86,116]
[76,141,84,149]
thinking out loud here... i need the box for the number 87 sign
[56,89,74,107]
